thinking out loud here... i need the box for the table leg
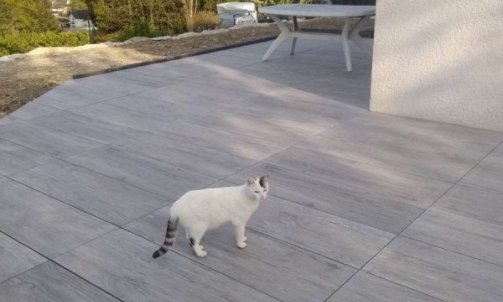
[341,18,352,72]
[262,15,291,61]
[290,16,298,56]
[349,15,374,58]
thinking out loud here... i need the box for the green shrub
[0,0,59,35]
[113,15,186,41]
[117,22,162,41]
[0,31,90,56]
[193,11,221,32]
[89,0,186,40]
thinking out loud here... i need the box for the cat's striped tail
[152,217,179,259]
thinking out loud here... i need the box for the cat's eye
[254,191,260,193]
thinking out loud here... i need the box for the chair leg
[263,33,289,61]
[262,14,291,61]
[341,19,352,72]
[290,16,298,56]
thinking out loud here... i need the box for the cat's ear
[247,177,256,186]
[259,175,269,188]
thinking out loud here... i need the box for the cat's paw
[237,241,247,249]
[195,250,207,258]
[243,236,247,242]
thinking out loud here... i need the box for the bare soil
[0,18,369,117]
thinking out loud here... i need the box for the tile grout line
[5,175,125,228]
[364,271,449,302]
[0,177,126,262]
[401,235,503,269]
[116,226,285,302]
[246,227,359,270]
[322,267,359,301]
[57,152,210,201]
[0,230,49,284]
[38,109,298,178]
[38,86,151,112]
[323,139,503,302]
[51,261,126,302]
[0,230,125,301]
[0,135,55,160]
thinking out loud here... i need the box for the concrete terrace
[1,40,503,302]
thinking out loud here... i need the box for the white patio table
[258,4,375,71]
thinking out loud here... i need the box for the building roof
[71,10,91,20]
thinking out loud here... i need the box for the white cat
[152,175,269,258]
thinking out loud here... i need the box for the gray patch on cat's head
[245,175,269,200]
[259,175,269,188]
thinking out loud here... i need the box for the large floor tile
[0,233,46,283]
[183,51,262,68]
[125,213,355,302]
[237,61,336,86]
[328,272,443,302]
[267,147,451,209]
[11,160,166,226]
[435,183,503,227]
[33,74,151,110]
[106,94,212,122]
[0,116,17,126]
[105,68,187,88]
[135,80,246,110]
[0,138,51,176]
[116,59,207,82]
[492,143,503,156]
[28,111,145,144]
[301,118,501,183]
[364,236,503,302]
[296,71,371,109]
[70,100,179,134]
[248,196,393,268]
[403,207,503,266]
[461,149,503,193]
[191,113,323,147]
[9,102,60,120]
[135,121,288,161]
[0,262,120,302]
[33,81,127,110]
[115,132,255,179]
[65,146,216,199]
[222,105,335,136]
[55,229,279,302]
[0,176,115,258]
[228,96,339,130]
[226,163,424,234]
[0,120,102,158]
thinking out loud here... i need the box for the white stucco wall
[370,0,503,131]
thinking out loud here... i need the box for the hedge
[0,31,90,56]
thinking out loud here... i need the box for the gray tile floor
[1,39,503,302]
